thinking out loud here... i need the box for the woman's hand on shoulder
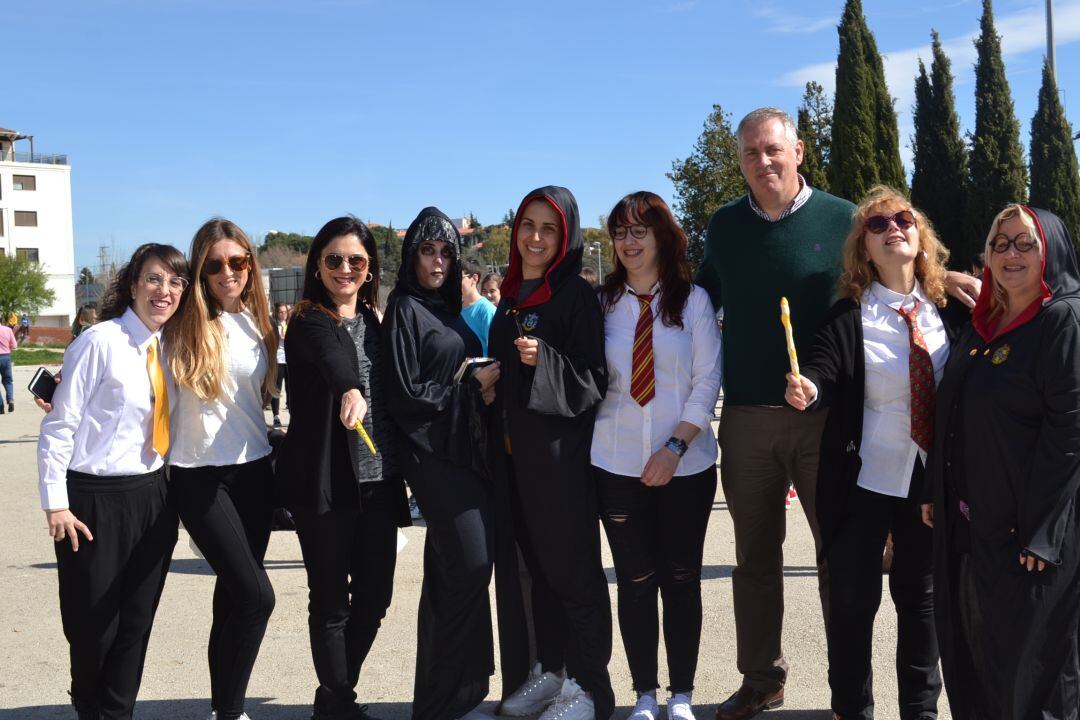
[46,508,93,551]
[340,388,368,429]
[785,373,815,411]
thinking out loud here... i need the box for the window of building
[16,247,40,264]
[12,175,36,191]
[14,211,37,227]
[0,213,4,236]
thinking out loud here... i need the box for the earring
[315,270,321,280]
[365,272,373,283]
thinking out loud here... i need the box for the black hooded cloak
[488,186,614,719]
[928,207,1080,720]
[382,207,493,720]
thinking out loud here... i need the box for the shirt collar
[120,307,161,353]
[748,174,812,222]
[869,280,927,312]
[625,281,661,298]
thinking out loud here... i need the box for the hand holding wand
[353,420,379,456]
[780,296,800,380]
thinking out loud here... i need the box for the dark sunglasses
[611,224,649,241]
[865,211,916,234]
[322,253,369,272]
[202,254,251,276]
[990,233,1037,254]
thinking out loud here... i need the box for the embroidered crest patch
[991,345,1010,365]
[522,312,540,333]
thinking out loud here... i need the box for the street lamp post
[589,241,602,279]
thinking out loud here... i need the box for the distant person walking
[271,302,290,427]
[460,257,496,355]
[19,313,31,342]
[71,305,99,340]
[0,313,18,414]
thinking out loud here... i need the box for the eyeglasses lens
[323,254,369,271]
[203,255,250,276]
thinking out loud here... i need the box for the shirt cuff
[805,379,819,407]
[680,406,716,432]
[41,479,69,511]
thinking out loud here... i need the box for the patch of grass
[12,348,65,366]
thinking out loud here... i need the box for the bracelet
[664,436,689,458]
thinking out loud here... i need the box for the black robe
[928,207,1080,720]
[487,186,611,716]
[382,207,491,720]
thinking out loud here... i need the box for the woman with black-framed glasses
[275,216,411,720]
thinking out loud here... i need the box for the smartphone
[28,366,57,403]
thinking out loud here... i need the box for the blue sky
[7,0,1080,271]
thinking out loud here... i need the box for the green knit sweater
[695,190,855,406]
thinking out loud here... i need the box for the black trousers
[55,468,177,720]
[510,462,614,720]
[271,364,289,416]
[826,486,941,720]
[292,483,399,715]
[595,465,717,694]
[171,457,275,719]
[407,454,494,720]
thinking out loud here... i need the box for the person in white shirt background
[37,243,190,720]
[163,219,279,720]
[591,191,722,720]
[785,186,957,720]
[270,302,290,427]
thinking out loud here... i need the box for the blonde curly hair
[836,185,950,307]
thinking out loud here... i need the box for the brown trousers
[719,404,829,693]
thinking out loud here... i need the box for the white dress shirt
[591,283,723,476]
[37,308,168,510]
[168,310,271,468]
[857,281,949,497]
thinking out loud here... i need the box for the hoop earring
[315,270,321,280]
[365,272,373,283]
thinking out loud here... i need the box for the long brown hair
[600,191,693,328]
[836,185,950,307]
[166,218,277,401]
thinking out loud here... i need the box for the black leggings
[596,465,717,694]
[171,457,275,720]
[291,483,400,715]
[270,364,289,416]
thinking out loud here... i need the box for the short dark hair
[460,257,483,279]
[100,244,189,322]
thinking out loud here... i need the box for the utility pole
[1047,0,1056,80]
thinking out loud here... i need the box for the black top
[274,305,409,522]
[340,309,399,483]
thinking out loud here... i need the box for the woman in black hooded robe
[488,186,615,720]
[382,207,501,720]
[923,205,1080,720]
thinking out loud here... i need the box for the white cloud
[754,3,836,34]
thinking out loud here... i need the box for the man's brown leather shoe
[714,685,784,720]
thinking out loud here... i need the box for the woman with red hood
[922,205,1080,720]
[488,186,614,720]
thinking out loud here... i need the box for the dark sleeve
[799,300,855,409]
[1021,302,1080,565]
[285,311,360,396]
[525,283,608,418]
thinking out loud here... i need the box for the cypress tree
[1030,59,1080,246]
[966,0,1027,259]
[797,81,832,192]
[911,32,969,266]
[829,0,906,201]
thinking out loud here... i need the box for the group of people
[33,104,1080,720]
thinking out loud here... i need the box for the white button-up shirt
[37,308,168,510]
[591,283,723,477]
[858,281,949,497]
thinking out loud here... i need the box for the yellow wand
[353,420,379,455]
[780,297,800,380]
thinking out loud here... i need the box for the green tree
[0,253,56,319]
[78,267,95,286]
[966,0,1028,258]
[262,231,314,254]
[667,104,745,269]
[911,32,970,266]
[797,81,832,192]
[502,208,516,227]
[370,225,402,284]
[1029,59,1080,246]
[829,0,907,201]
[477,225,511,273]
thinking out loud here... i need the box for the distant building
[0,127,75,327]
[394,215,476,242]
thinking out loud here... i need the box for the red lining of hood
[501,195,569,310]
[972,205,1052,341]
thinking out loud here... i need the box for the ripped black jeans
[595,464,717,694]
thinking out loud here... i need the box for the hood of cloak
[501,185,584,310]
[393,206,463,315]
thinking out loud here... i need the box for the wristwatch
[664,436,689,458]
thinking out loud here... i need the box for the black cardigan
[801,295,968,550]
[273,306,409,523]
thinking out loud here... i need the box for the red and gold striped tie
[630,293,655,406]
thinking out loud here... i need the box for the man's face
[738,117,804,203]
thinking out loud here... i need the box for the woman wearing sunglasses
[922,205,1080,720]
[38,243,189,720]
[274,216,410,720]
[165,218,278,720]
[785,187,962,719]
[592,192,722,720]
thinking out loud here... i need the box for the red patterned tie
[896,300,935,451]
[630,293,655,406]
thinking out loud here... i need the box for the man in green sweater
[698,108,977,720]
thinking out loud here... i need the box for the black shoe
[7,402,12,413]
[312,704,384,720]
[0,404,5,414]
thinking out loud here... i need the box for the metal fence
[11,152,69,165]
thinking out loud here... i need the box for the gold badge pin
[992,345,1011,365]
[969,348,978,356]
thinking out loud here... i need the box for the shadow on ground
[602,565,819,583]
[28,559,307,575]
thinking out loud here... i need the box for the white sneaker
[629,693,659,720]
[537,678,594,720]
[666,694,695,720]
[500,663,563,716]
[207,714,251,720]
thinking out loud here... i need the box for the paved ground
[0,362,948,720]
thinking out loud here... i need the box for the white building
[0,127,75,328]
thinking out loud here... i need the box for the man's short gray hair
[736,107,799,148]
